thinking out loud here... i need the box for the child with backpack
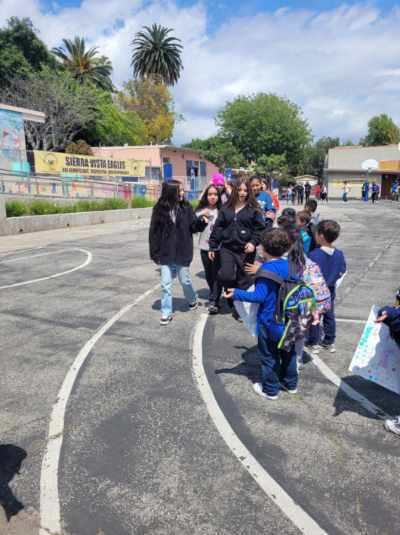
[376,288,400,437]
[149,180,208,325]
[309,220,347,353]
[226,229,315,399]
[196,184,222,315]
[296,210,312,255]
[209,178,266,318]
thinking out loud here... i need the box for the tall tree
[0,17,55,89]
[361,114,400,146]
[0,68,96,151]
[131,24,183,86]
[184,136,245,169]
[217,93,311,172]
[52,37,113,91]
[117,79,176,143]
[301,137,340,179]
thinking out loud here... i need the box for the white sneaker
[311,345,320,354]
[384,417,400,436]
[252,382,279,400]
[287,388,298,395]
[160,316,173,326]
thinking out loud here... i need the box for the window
[200,161,206,177]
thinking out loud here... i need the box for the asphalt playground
[0,200,399,535]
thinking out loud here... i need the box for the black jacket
[149,203,206,267]
[209,205,266,252]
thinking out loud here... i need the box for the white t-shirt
[197,207,219,251]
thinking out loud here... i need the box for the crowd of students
[149,175,400,436]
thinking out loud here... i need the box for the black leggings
[218,247,255,292]
[200,250,222,305]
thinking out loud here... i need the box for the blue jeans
[160,264,197,318]
[258,324,298,396]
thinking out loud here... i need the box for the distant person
[314,183,321,200]
[391,181,399,202]
[320,184,328,202]
[304,181,312,202]
[286,185,293,205]
[376,288,400,437]
[342,181,351,202]
[296,183,305,205]
[371,182,380,204]
[361,180,370,202]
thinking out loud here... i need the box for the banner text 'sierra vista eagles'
[33,151,146,177]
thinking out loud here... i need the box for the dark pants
[258,324,298,396]
[371,192,378,203]
[305,192,310,202]
[218,247,254,291]
[308,293,336,345]
[200,249,222,305]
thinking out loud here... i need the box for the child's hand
[208,251,215,261]
[224,288,234,299]
[244,261,261,275]
[244,242,255,254]
[375,313,388,323]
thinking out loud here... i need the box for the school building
[92,145,220,188]
[326,144,400,198]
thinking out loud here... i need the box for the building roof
[96,144,206,155]
[327,144,400,171]
[0,103,45,123]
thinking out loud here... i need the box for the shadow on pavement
[215,345,260,383]
[333,375,400,419]
[0,444,27,521]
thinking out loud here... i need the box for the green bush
[131,196,155,208]
[29,199,62,215]
[5,197,132,217]
[6,200,29,217]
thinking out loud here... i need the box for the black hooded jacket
[209,205,266,252]
[149,202,206,266]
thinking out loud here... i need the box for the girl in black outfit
[209,178,266,313]
[196,185,222,314]
[149,180,207,325]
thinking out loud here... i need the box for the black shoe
[232,309,243,322]
[208,304,219,315]
[189,301,199,311]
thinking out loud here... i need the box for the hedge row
[6,197,155,217]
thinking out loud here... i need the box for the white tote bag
[234,285,259,337]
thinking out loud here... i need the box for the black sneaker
[189,301,199,311]
[160,316,173,326]
[208,304,219,315]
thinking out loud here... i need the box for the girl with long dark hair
[149,180,207,325]
[209,178,266,316]
[196,184,222,314]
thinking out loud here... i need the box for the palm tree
[131,24,183,86]
[52,37,113,91]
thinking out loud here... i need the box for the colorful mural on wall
[0,109,30,174]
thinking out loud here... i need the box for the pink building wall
[92,145,220,180]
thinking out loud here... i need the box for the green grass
[131,197,155,208]
[5,197,141,217]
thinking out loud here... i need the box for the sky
[2,0,400,145]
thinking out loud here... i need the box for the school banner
[33,150,146,178]
[349,306,400,395]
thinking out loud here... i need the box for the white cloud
[2,1,400,145]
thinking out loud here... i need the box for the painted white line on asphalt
[39,283,160,535]
[311,354,388,419]
[336,318,365,324]
[1,249,73,263]
[0,248,92,289]
[192,313,328,535]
